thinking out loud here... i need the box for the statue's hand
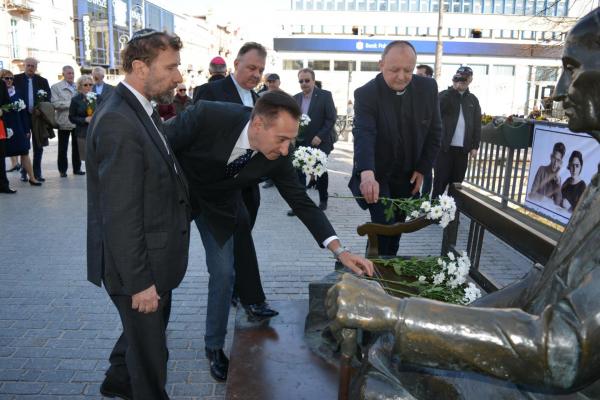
[326,274,403,332]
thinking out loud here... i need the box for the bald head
[379,41,417,92]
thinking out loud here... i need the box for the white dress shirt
[230,75,254,107]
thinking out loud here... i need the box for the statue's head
[553,9,600,135]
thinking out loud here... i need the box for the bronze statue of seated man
[326,9,600,400]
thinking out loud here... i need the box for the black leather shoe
[36,177,45,182]
[60,172,67,178]
[205,347,229,382]
[29,180,42,186]
[100,376,132,400]
[73,170,86,175]
[287,209,295,217]
[319,201,328,211]
[244,302,279,320]
[0,187,17,194]
[7,164,20,172]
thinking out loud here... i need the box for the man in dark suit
[289,67,336,215]
[349,40,442,256]
[86,29,190,399]
[13,57,51,182]
[91,66,115,102]
[193,42,277,320]
[166,90,374,382]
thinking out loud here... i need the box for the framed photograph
[525,122,599,224]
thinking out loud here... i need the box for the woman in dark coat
[0,69,41,186]
[69,75,95,163]
[561,150,586,212]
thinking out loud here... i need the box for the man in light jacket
[51,65,83,177]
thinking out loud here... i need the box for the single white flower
[410,210,420,218]
[447,252,455,261]
[463,283,482,304]
[432,272,445,286]
[438,194,455,211]
[446,261,457,275]
[429,206,443,220]
[420,201,431,212]
[418,276,426,282]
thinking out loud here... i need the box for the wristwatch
[333,246,350,260]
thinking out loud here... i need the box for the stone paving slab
[0,139,534,399]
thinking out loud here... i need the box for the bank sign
[273,38,561,58]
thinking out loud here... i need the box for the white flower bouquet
[379,193,457,228]
[292,146,328,177]
[85,92,98,116]
[298,113,311,141]
[35,89,48,105]
[370,251,482,305]
[1,99,26,112]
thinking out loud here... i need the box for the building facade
[0,0,76,82]
[272,0,599,116]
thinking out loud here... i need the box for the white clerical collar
[121,80,154,117]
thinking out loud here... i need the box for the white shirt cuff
[322,236,339,248]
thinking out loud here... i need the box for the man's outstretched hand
[337,251,374,277]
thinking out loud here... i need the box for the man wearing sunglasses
[86,29,191,400]
[288,68,336,216]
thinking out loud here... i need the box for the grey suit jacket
[86,83,191,296]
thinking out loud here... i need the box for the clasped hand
[132,284,160,314]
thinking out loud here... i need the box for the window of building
[451,0,460,12]
[295,0,303,10]
[504,0,514,13]
[431,0,440,11]
[535,0,545,15]
[347,0,357,10]
[316,0,325,9]
[10,19,19,59]
[420,0,430,11]
[469,64,489,75]
[358,0,368,10]
[493,0,503,13]
[334,61,357,71]
[473,0,482,12]
[284,60,304,70]
[326,0,335,9]
[369,0,378,10]
[336,0,346,9]
[556,0,567,16]
[54,27,60,51]
[514,0,524,13]
[308,60,331,70]
[462,0,472,12]
[525,0,535,14]
[400,0,409,10]
[482,0,492,12]
[380,0,390,10]
[361,61,380,71]
[535,66,558,81]
[493,65,515,76]
[306,0,314,9]
[521,30,535,39]
[390,0,400,10]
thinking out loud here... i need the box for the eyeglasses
[82,83,93,87]
[2,77,14,81]
[298,79,311,84]
[178,89,186,92]
[128,28,161,43]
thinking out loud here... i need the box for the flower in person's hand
[85,92,98,116]
[6,128,14,139]
[35,90,48,104]
[292,146,328,178]
[300,114,311,127]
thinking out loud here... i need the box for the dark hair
[298,68,315,80]
[552,142,566,157]
[237,42,267,59]
[251,90,301,126]
[568,150,583,168]
[416,64,433,77]
[121,31,183,73]
[382,40,417,59]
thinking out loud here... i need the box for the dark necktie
[150,110,180,173]
[225,149,254,178]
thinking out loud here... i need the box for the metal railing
[464,119,533,207]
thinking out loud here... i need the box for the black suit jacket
[293,87,337,154]
[86,83,191,296]
[439,86,481,153]
[68,93,89,138]
[165,100,336,247]
[349,73,442,207]
[94,83,115,104]
[13,73,52,112]
[193,75,258,105]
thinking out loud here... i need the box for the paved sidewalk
[0,139,532,399]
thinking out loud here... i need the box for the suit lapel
[116,84,174,172]
[223,76,243,105]
[307,89,319,117]
[377,80,398,147]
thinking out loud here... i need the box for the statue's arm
[395,275,600,392]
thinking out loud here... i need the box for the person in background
[13,57,51,182]
[173,83,192,114]
[69,75,95,165]
[157,100,176,121]
[192,56,228,100]
[349,41,442,256]
[51,65,83,178]
[92,66,115,102]
[260,73,283,189]
[560,150,586,212]
[0,69,40,187]
[0,71,16,193]
[416,64,434,78]
[432,66,481,198]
